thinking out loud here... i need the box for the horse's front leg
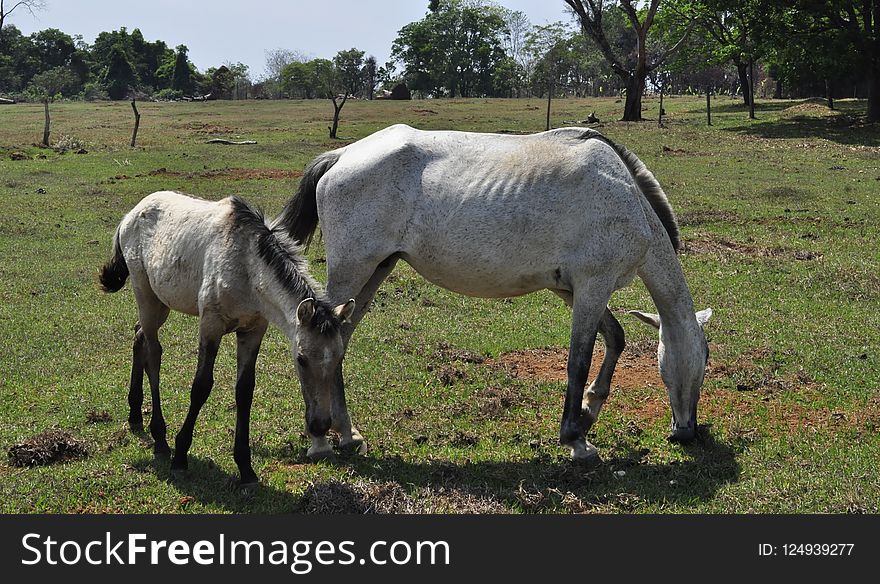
[171,320,222,476]
[232,323,266,485]
[561,283,613,464]
[581,308,625,434]
[327,256,398,453]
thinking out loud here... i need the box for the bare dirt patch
[8,430,89,467]
[173,121,239,134]
[681,234,822,262]
[489,345,662,390]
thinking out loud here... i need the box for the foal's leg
[232,322,267,485]
[130,281,172,456]
[128,323,146,432]
[327,256,399,452]
[561,282,614,464]
[171,318,223,475]
[582,309,625,433]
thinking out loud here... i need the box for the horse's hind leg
[128,323,146,432]
[561,281,615,464]
[231,322,267,485]
[171,317,223,476]
[326,255,399,452]
[134,287,171,457]
[582,309,625,433]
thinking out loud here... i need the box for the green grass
[0,95,878,513]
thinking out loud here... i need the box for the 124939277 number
[782,544,854,556]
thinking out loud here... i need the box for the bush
[81,82,110,101]
[154,88,184,101]
[54,134,87,153]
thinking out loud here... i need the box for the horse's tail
[274,150,343,250]
[98,225,129,292]
[579,130,680,251]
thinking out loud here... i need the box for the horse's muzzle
[667,422,696,443]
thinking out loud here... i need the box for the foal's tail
[98,226,129,293]
[274,149,342,250]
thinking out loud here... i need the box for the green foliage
[391,0,509,97]
[333,48,366,97]
[26,65,78,100]
[100,44,137,99]
[171,44,193,93]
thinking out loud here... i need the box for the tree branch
[648,18,698,72]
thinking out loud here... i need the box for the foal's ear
[628,310,661,330]
[696,308,713,327]
[334,298,356,324]
[296,298,317,326]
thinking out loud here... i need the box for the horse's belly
[401,254,557,298]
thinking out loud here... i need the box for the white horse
[99,191,355,484]
[278,124,712,463]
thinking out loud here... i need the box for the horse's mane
[228,195,340,334]
[575,129,680,251]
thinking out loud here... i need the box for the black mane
[228,195,340,334]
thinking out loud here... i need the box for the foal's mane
[228,196,341,334]
[574,129,681,251]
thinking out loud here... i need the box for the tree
[171,44,193,93]
[27,66,76,146]
[392,0,509,97]
[264,48,307,98]
[564,0,696,121]
[333,48,365,97]
[363,55,378,99]
[101,43,137,99]
[0,0,46,32]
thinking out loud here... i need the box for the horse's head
[629,308,712,443]
[293,298,355,444]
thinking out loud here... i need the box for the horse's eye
[296,355,308,368]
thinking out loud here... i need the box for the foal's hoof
[153,443,172,459]
[239,477,260,492]
[128,420,145,434]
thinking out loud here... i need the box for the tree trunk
[130,99,141,148]
[329,95,348,138]
[42,99,50,147]
[546,82,553,131]
[867,60,880,123]
[736,61,751,106]
[825,79,834,110]
[774,78,783,99]
[706,88,712,126]
[622,75,645,121]
[748,59,756,120]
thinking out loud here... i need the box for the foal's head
[293,297,355,437]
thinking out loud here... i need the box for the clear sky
[7,0,574,79]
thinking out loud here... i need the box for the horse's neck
[252,266,311,341]
[638,238,699,338]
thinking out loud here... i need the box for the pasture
[0,95,878,513]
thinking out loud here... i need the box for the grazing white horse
[279,124,712,463]
[100,191,355,484]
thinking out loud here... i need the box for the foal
[100,191,354,484]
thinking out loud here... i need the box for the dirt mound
[140,167,303,180]
[782,101,839,116]
[8,430,89,467]
[489,345,662,390]
[681,235,821,261]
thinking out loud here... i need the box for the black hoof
[128,420,145,434]
[154,443,172,458]
[239,475,259,489]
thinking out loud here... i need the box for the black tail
[99,227,129,292]
[274,150,342,250]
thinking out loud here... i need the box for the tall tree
[0,0,46,32]
[101,43,137,99]
[27,66,76,146]
[333,48,366,97]
[363,55,378,99]
[564,0,696,120]
[171,44,193,93]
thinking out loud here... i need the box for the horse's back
[119,191,239,315]
[318,126,654,297]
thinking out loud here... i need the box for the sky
[8,0,575,79]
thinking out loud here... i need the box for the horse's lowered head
[293,297,355,446]
[629,308,713,443]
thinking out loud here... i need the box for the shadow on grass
[343,425,742,512]
[142,425,741,513]
[143,454,304,513]
[722,108,878,148]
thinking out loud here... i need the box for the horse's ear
[334,299,356,323]
[628,310,661,330]
[297,298,317,326]
[695,308,713,327]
